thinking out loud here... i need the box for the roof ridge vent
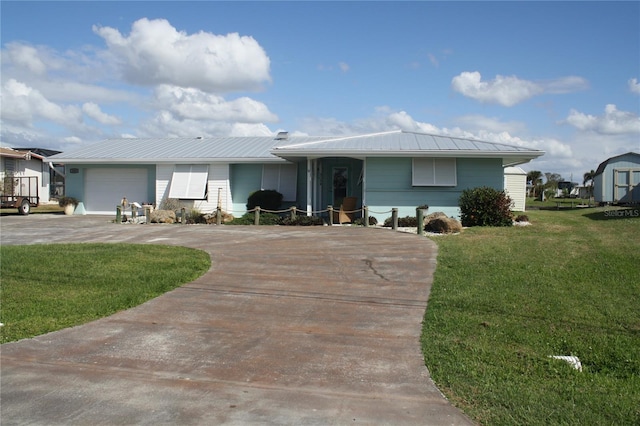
[275,131,289,140]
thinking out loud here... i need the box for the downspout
[48,162,66,178]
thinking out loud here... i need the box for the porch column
[306,158,313,216]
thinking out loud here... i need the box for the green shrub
[459,186,513,227]
[353,216,378,226]
[227,212,283,225]
[247,190,283,211]
[382,215,418,227]
[281,215,324,226]
[186,208,206,224]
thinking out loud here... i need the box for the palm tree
[583,170,596,202]
[526,170,543,198]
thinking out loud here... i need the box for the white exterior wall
[156,163,232,213]
[1,157,51,203]
[504,166,527,212]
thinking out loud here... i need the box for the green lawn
[422,206,640,425]
[0,243,211,343]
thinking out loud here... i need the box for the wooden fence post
[392,208,398,230]
[416,207,424,235]
[216,206,222,225]
[116,205,121,224]
[254,207,260,225]
[328,205,333,226]
[363,206,369,227]
[290,206,296,221]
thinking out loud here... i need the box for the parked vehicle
[1,176,40,215]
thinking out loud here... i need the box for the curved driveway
[0,215,473,425]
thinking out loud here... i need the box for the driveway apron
[0,215,473,425]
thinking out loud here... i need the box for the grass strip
[422,207,639,425]
[0,243,210,343]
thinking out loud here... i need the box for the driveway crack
[363,259,390,281]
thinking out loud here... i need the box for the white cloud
[153,85,277,123]
[629,78,640,95]
[338,62,350,73]
[82,102,122,125]
[1,79,82,126]
[93,18,271,93]
[451,71,588,106]
[138,110,275,138]
[3,42,47,75]
[564,104,640,135]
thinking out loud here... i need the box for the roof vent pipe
[275,131,289,140]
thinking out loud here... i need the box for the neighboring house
[47,130,544,219]
[0,147,62,203]
[593,152,640,205]
[504,166,527,212]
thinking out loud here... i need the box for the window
[412,158,456,186]
[3,158,16,173]
[262,163,297,201]
[168,164,209,199]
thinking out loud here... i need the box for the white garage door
[84,168,149,214]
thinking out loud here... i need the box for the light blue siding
[230,164,263,214]
[364,157,503,220]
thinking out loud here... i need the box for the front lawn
[422,207,639,425]
[0,243,211,343]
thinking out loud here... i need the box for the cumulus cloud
[1,79,82,126]
[82,102,122,125]
[629,78,640,95]
[451,71,588,106]
[3,42,48,75]
[138,110,273,138]
[152,85,277,123]
[93,18,271,93]
[564,104,640,134]
[338,62,350,73]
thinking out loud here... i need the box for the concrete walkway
[0,215,473,425]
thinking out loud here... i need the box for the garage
[84,168,149,214]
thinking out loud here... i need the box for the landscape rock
[204,211,235,224]
[150,209,176,224]
[424,212,463,234]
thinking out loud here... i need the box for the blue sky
[1,1,639,181]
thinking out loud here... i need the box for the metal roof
[48,130,544,166]
[273,130,544,166]
[48,136,335,164]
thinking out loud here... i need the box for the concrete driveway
[0,214,473,425]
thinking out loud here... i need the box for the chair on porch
[334,196,358,224]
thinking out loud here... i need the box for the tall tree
[526,170,543,197]
[583,169,596,198]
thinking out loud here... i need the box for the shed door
[613,169,639,203]
[84,168,148,214]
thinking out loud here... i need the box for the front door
[332,166,348,207]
